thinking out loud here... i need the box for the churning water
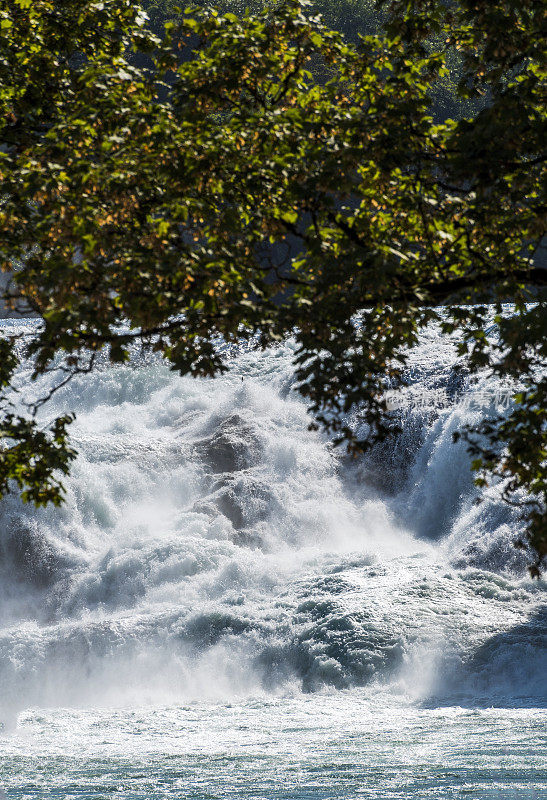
[0,320,545,798]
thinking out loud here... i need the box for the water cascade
[0,320,545,798]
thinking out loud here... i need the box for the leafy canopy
[0,0,545,571]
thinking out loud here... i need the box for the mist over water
[0,321,545,798]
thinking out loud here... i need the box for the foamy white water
[0,322,545,798]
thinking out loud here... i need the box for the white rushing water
[0,320,545,799]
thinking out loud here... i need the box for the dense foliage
[141,0,473,118]
[0,0,545,571]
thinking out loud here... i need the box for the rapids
[0,320,545,798]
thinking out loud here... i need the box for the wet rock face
[350,418,427,495]
[211,475,273,529]
[0,522,59,590]
[0,519,77,625]
[191,411,277,545]
[195,414,264,474]
[191,471,275,549]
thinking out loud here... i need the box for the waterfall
[0,319,544,730]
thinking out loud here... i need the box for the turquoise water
[2,699,546,798]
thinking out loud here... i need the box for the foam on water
[0,322,545,798]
